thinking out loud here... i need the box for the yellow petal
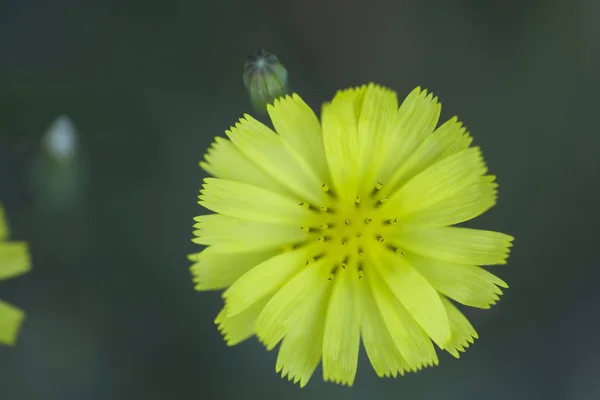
[355,84,398,193]
[223,244,320,317]
[276,281,329,387]
[321,86,367,201]
[393,227,514,266]
[382,116,472,196]
[399,175,497,228]
[199,178,318,225]
[440,297,479,358]
[215,298,269,346]
[255,259,331,350]
[322,268,361,386]
[0,242,31,281]
[366,260,438,370]
[200,136,286,194]
[373,247,450,348]
[189,247,278,291]
[382,147,487,219]
[408,252,508,309]
[192,214,309,252]
[267,94,329,183]
[356,272,409,378]
[0,300,25,345]
[226,115,325,205]
[378,87,441,185]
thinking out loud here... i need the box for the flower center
[298,182,401,280]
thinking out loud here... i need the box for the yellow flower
[190,84,514,387]
[0,205,30,346]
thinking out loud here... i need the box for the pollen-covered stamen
[376,235,385,244]
[357,263,364,279]
[383,217,398,225]
[344,219,351,226]
[317,235,331,242]
[370,181,384,197]
[364,217,373,224]
[374,196,389,208]
[340,256,349,269]
[319,205,335,214]
[385,244,404,255]
[327,265,340,281]
[340,238,348,245]
[321,183,336,199]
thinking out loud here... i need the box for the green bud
[243,49,289,114]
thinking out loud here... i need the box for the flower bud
[243,49,289,114]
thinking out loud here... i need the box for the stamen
[341,256,349,269]
[320,223,330,230]
[340,238,347,245]
[300,226,316,233]
[356,232,362,238]
[384,217,398,225]
[344,219,351,226]
[322,183,336,198]
[355,196,361,206]
[304,257,315,265]
[364,217,373,224]
[357,263,364,279]
[317,235,331,242]
[375,196,389,207]
[376,236,385,244]
[371,181,383,196]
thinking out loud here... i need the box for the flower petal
[0,300,25,345]
[407,252,508,309]
[215,298,269,346]
[381,116,472,196]
[321,86,367,201]
[355,84,398,193]
[366,261,438,370]
[255,259,331,350]
[382,147,487,219]
[200,136,286,194]
[199,178,319,225]
[393,227,514,266]
[373,247,451,348]
[356,273,409,378]
[276,282,329,387]
[267,94,329,183]
[226,115,325,205]
[378,87,441,185]
[188,247,278,291]
[0,242,30,281]
[322,268,361,386]
[398,175,497,228]
[192,214,309,252]
[223,244,320,317]
[440,297,479,358]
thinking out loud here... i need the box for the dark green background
[1,0,598,399]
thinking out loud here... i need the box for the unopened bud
[243,49,289,114]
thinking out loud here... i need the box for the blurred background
[0,0,599,399]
